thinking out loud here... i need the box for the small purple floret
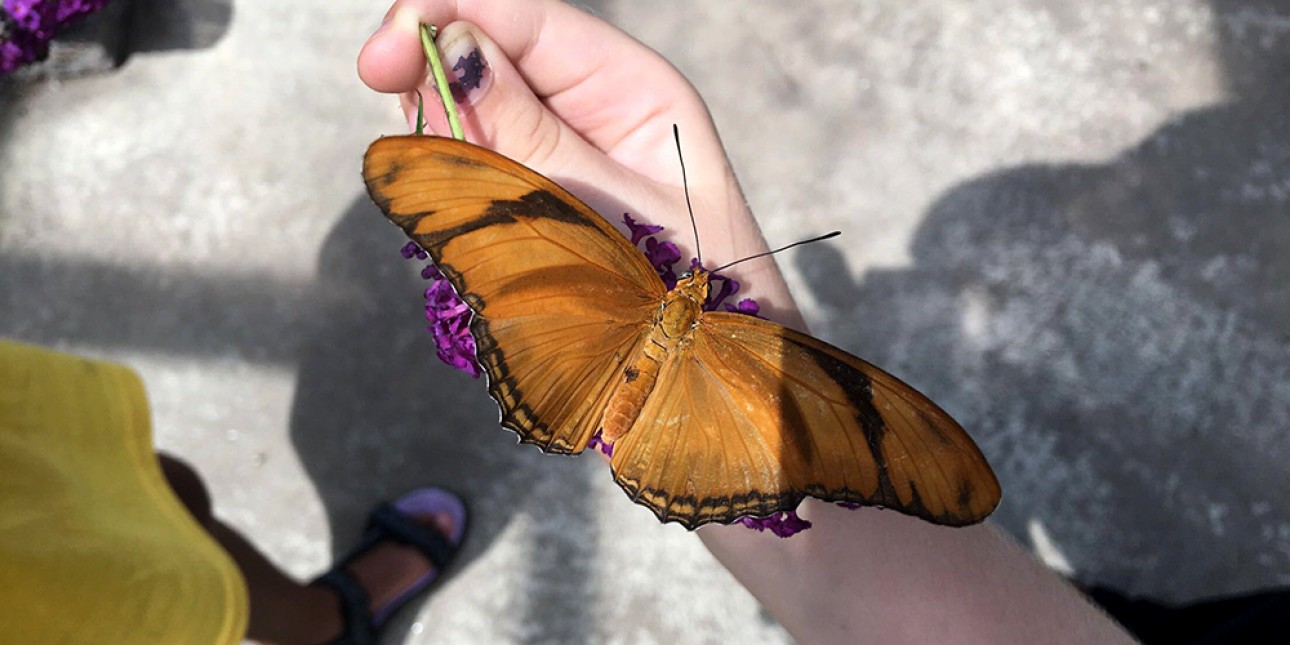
[588,430,614,457]
[401,241,428,260]
[1,30,39,71]
[724,298,761,317]
[5,0,56,36]
[705,273,740,312]
[643,236,681,269]
[623,213,664,245]
[737,511,813,538]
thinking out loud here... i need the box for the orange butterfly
[364,135,1001,529]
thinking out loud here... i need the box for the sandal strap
[368,502,456,570]
[312,569,376,645]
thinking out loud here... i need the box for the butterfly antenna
[674,124,702,267]
[711,231,841,274]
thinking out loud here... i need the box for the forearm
[698,502,1132,643]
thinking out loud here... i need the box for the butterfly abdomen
[601,340,665,443]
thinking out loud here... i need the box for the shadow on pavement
[290,196,603,644]
[795,0,1289,603]
[127,0,233,53]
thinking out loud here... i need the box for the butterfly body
[364,135,1002,530]
[601,269,710,444]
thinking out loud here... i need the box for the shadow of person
[126,0,233,53]
[795,0,1290,604]
[288,195,601,643]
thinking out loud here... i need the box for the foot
[310,488,467,644]
[339,510,456,616]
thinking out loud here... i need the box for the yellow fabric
[0,341,248,644]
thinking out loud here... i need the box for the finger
[357,5,427,93]
[358,0,725,185]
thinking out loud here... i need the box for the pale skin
[359,1,1135,642]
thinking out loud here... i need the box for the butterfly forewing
[364,136,665,453]
[611,311,1001,528]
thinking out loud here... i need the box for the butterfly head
[671,266,711,302]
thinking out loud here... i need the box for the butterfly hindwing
[610,311,1001,528]
[364,136,665,453]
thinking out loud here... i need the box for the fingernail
[439,30,490,105]
[367,15,393,42]
[369,7,419,44]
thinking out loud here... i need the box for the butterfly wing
[364,135,666,454]
[610,311,1000,528]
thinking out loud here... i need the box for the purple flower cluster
[424,267,480,378]
[621,214,752,313]
[1,0,111,73]
[403,242,481,379]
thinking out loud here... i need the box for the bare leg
[158,454,454,645]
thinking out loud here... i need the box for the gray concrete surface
[2,0,1287,642]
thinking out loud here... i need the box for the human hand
[357,0,806,329]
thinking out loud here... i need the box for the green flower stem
[421,23,465,141]
[414,90,426,135]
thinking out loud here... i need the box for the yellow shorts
[0,341,248,644]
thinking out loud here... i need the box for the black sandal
[311,488,467,644]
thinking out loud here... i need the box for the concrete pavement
[2,0,1286,642]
